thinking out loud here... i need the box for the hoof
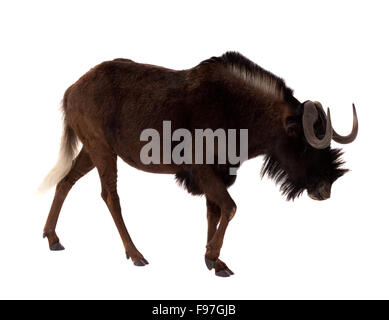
[50,242,65,251]
[205,256,234,277]
[204,257,216,270]
[133,258,149,267]
[215,268,234,277]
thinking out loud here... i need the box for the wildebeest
[39,52,358,277]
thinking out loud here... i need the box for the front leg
[205,210,236,277]
[206,197,221,243]
[198,168,236,277]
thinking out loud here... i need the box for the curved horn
[302,101,333,149]
[331,104,358,144]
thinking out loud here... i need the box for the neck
[215,52,300,159]
[234,92,293,160]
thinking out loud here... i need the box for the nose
[308,182,331,201]
[318,182,331,199]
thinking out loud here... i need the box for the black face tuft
[261,141,348,201]
[304,147,348,193]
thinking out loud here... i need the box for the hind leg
[43,147,95,250]
[87,144,147,266]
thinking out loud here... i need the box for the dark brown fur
[43,52,346,276]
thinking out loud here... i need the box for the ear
[282,103,303,138]
[284,116,301,137]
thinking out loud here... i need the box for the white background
[0,0,388,299]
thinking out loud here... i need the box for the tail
[38,111,79,193]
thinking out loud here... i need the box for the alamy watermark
[140,121,248,175]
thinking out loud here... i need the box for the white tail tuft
[37,124,79,194]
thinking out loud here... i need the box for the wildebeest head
[261,101,358,201]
